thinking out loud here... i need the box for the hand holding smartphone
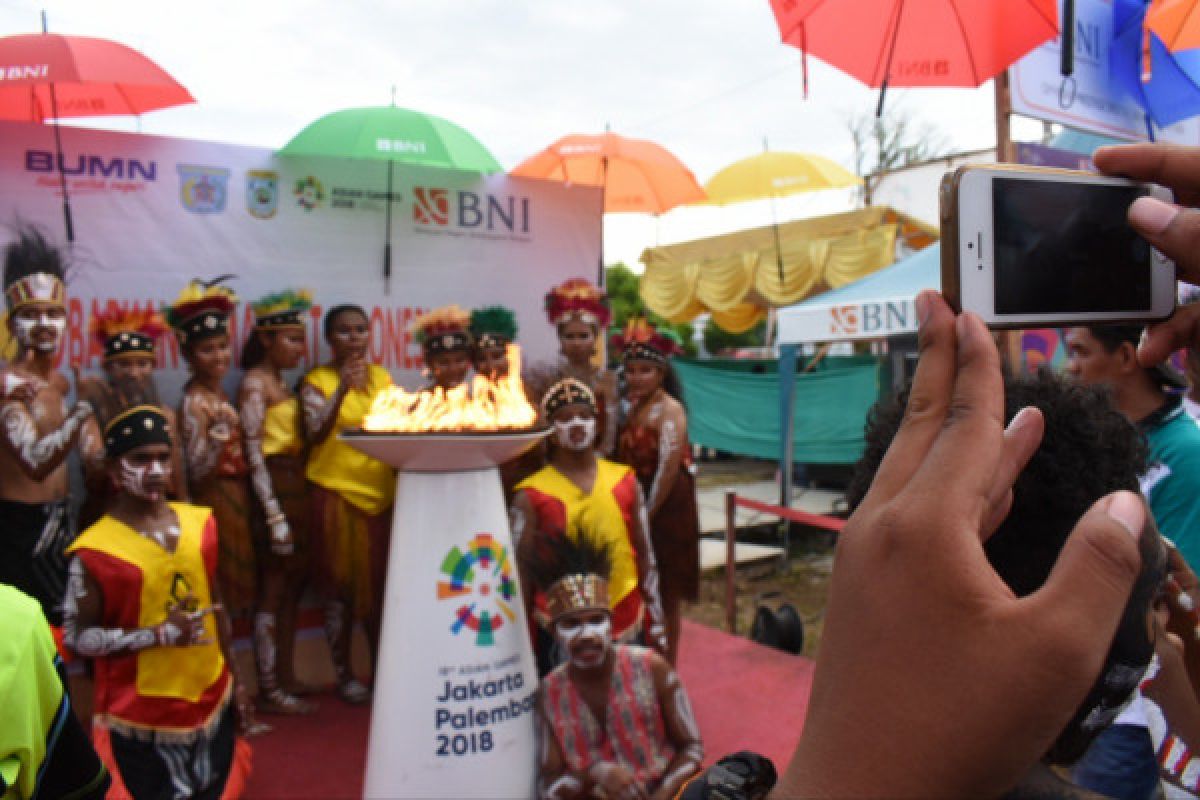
[940,165,1176,328]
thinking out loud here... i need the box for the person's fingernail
[1005,406,1036,435]
[1129,196,1180,234]
[915,291,932,330]
[1106,491,1145,538]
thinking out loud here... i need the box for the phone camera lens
[968,242,974,249]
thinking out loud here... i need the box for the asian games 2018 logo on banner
[177,165,230,214]
[293,176,324,212]
[437,532,516,647]
[245,170,278,219]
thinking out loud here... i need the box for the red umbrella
[0,22,195,241]
[769,0,1058,113]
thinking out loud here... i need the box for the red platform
[244,620,814,798]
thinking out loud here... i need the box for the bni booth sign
[342,355,546,798]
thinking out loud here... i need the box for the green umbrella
[279,104,502,287]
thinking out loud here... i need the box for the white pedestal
[347,433,544,799]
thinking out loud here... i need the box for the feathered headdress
[544,278,610,329]
[164,277,238,346]
[519,533,612,620]
[90,307,168,362]
[412,304,473,355]
[610,317,682,364]
[470,306,518,350]
[4,225,66,312]
[252,288,313,330]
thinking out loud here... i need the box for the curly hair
[847,369,1147,597]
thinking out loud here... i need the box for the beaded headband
[5,273,64,312]
[540,378,596,419]
[545,574,609,620]
[104,405,172,459]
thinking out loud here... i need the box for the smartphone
[940,165,1176,328]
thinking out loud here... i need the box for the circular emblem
[437,533,516,647]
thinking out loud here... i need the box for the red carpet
[244,620,814,798]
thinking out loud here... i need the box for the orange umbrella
[511,132,705,214]
[512,131,704,282]
[1147,0,1200,52]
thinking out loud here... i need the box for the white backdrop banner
[1009,0,1200,144]
[0,120,601,399]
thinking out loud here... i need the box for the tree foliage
[703,317,767,355]
[604,263,695,357]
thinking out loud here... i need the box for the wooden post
[994,70,1014,164]
[725,490,737,634]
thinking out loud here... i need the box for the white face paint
[553,416,596,451]
[554,610,612,670]
[117,455,169,503]
[13,311,65,353]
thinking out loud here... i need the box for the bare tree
[847,109,948,206]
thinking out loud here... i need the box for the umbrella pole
[597,155,608,286]
[875,0,906,117]
[42,12,73,243]
[384,158,393,294]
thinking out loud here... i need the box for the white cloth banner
[0,120,601,399]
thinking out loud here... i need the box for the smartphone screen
[992,178,1153,314]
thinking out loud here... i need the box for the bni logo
[830,305,859,335]
[413,187,450,226]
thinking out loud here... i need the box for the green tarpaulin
[674,356,881,464]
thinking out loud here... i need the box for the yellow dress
[262,396,302,458]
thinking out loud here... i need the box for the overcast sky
[0,0,1009,265]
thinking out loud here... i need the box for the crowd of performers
[0,225,703,799]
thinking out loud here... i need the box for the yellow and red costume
[515,459,646,639]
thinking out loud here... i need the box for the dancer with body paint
[62,403,262,798]
[512,378,666,676]
[0,225,102,631]
[78,307,185,529]
[166,280,258,627]
[522,533,702,800]
[534,279,618,455]
[239,290,316,715]
[301,304,394,704]
[613,319,698,666]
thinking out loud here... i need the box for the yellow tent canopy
[639,206,938,332]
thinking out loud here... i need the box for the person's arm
[179,392,219,483]
[648,653,704,800]
[632,484,668,656]
[1145,628,1200,752]
[512,491,540,634]
[300,379,347,445]
[645,400,686,518]
[240,374,291,555]
[775,292,1146,798]
[62,556,209,657]
[536,709,586,800]
[0,396,93,481]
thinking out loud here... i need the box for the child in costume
[413,304,473,391]
[537,278,618,455]
[0,225,102,630]
[512,377,666,675]
[469,305,518,380]
[78,307,185,528]
[239,289,316,715]
[301,304,395,704]
[613,318,698,666]
[166,280,257,627]
[62,403,259,798]
[523,534,702,800]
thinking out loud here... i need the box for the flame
[363,344,538,433]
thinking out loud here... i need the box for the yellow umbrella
[703,148,861,282]
[704,151,861,205]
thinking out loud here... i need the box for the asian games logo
[293,175,325,211]
[437,533,516,647]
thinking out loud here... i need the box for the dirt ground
[683,457,838,659]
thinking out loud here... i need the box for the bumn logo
[26,150,157,181]
[414,187,450,226]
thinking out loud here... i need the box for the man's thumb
[1030,491,1145,638]
[1129,197,1200,286]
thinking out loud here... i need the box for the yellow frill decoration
[639,206,936,333]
